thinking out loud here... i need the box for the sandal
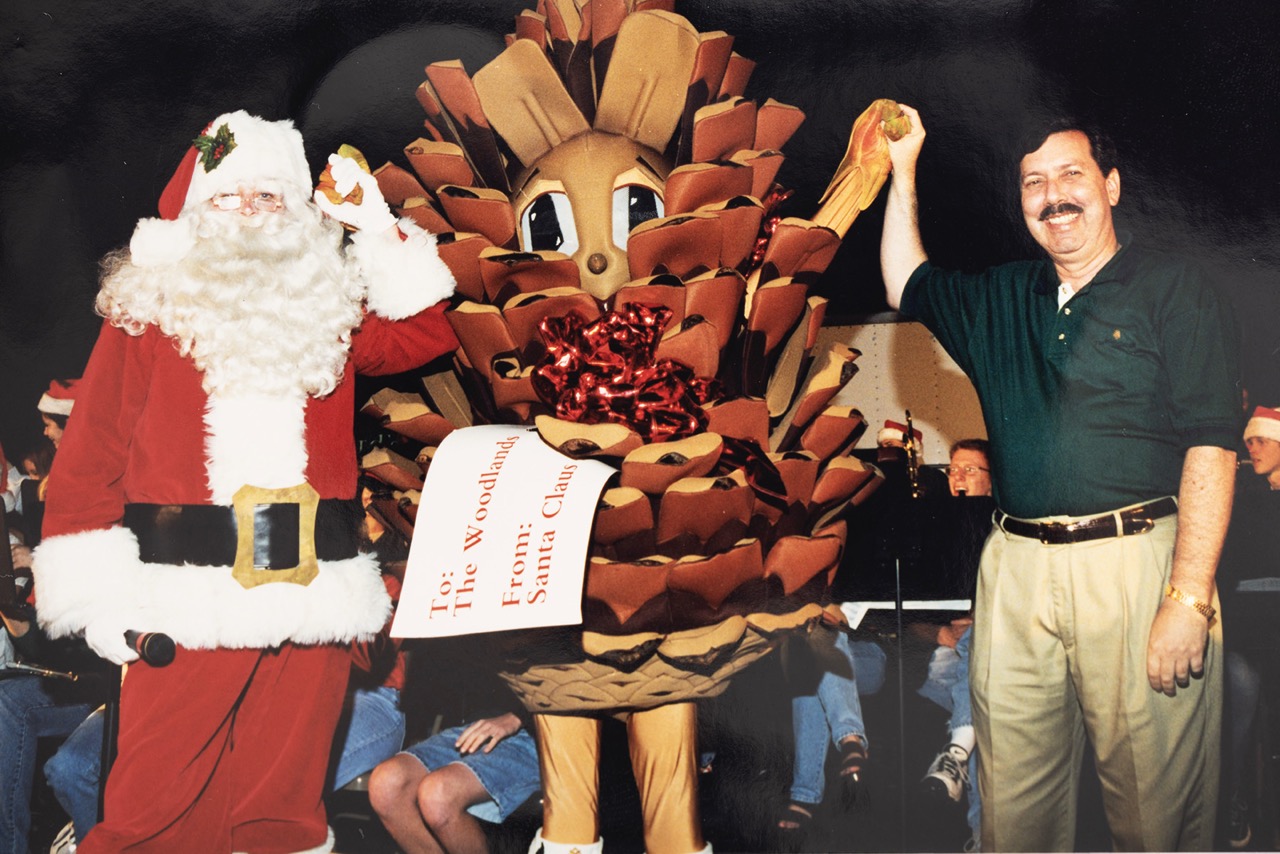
[777,800,814,833]
[837,735,868,808]
[838,735,867,781]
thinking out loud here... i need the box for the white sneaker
[49,822,76,854]
[921,743,969,802]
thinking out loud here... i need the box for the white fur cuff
[32,526,140,640]
[351,218,456,320]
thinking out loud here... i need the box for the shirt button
[1058,333,1065,340]
[1064,308,1071,315]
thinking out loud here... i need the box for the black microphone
[123,631,176,667]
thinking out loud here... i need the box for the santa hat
[157,110,312,220]
[1244,405,1280,443]
[132,111,314,266]
[877,419,922,447]
[38,378,80,417]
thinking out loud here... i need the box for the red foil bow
[533,305,719,442]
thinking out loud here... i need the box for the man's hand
[936,616,973,648]
[1146,597,1208,696]
[884,103,926,177]
[313,154,398,234]
[455,712,522,755]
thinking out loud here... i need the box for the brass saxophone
[904,409,921,499]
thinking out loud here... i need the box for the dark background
[2,0,1278,457]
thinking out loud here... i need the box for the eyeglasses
[945,465,990,477]
[210,191,284,212]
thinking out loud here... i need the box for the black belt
[995,496,1178,545]
[124,499,362,568]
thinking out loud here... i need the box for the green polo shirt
[901,237,1240,518]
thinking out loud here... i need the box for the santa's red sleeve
[346,217,460,375]
[33,323,160,639]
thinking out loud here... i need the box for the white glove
[313,154,398,234]
[84,618,140,665]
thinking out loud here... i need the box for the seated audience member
[368,646,540,854]
[917,439,994,852]
[1217,405,1280,848]
[16,441,55,547]
[22,378,74,550]
[2,443,22,521]
[36,380,75,451]
[778,617,886,841]
[0,540,108,854]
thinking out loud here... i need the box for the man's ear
[1106,168,1121,206]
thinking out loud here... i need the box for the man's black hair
[1018,117,1119,176]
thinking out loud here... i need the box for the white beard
[98,202,364,399]
[98,201,366,501]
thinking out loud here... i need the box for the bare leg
[369,755,441,854]
[416,764,494,854]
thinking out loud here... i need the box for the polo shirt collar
[1031,229,1136,296]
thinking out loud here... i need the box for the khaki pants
[971,513,1221,852]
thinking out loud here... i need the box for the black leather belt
[124,499,362,568]
[995,496,1178,545]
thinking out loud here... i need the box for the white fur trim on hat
[349,218,456,320]
[1245,405,1280,443]
[129,216,198,267]
[184,111,312,210]
[37,395,74,417]
[38,379,79,416]
[33,526,391,649]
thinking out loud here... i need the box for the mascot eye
[612,185,664,249]
[520,192,578,255]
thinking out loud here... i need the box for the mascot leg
[627,703,706,854]
[532,714,603,851]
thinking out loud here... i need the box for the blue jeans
[918,625,979,836]
[402,724,541,823]
[43,707,104,842]
[0,675,92,854]
[790,633,886,805]
[330,685,405,790]
[45,684,407,844]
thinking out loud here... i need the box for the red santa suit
[33,111,457,853]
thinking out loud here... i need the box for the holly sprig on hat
[193,123,236,171]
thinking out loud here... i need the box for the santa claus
[32,110,457,853]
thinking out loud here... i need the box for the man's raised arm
[881,104,929,310]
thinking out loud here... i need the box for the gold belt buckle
[231,483,320,590]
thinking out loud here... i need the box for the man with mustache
[880,107,1240,851]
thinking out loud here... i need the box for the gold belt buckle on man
[231,483,321,589]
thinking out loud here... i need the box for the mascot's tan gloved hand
[313,154,398,234]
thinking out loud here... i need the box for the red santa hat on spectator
[1244,405,1280,443]
[38,378,79,417]
[131,110,313,265]
[877,419,922,447]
